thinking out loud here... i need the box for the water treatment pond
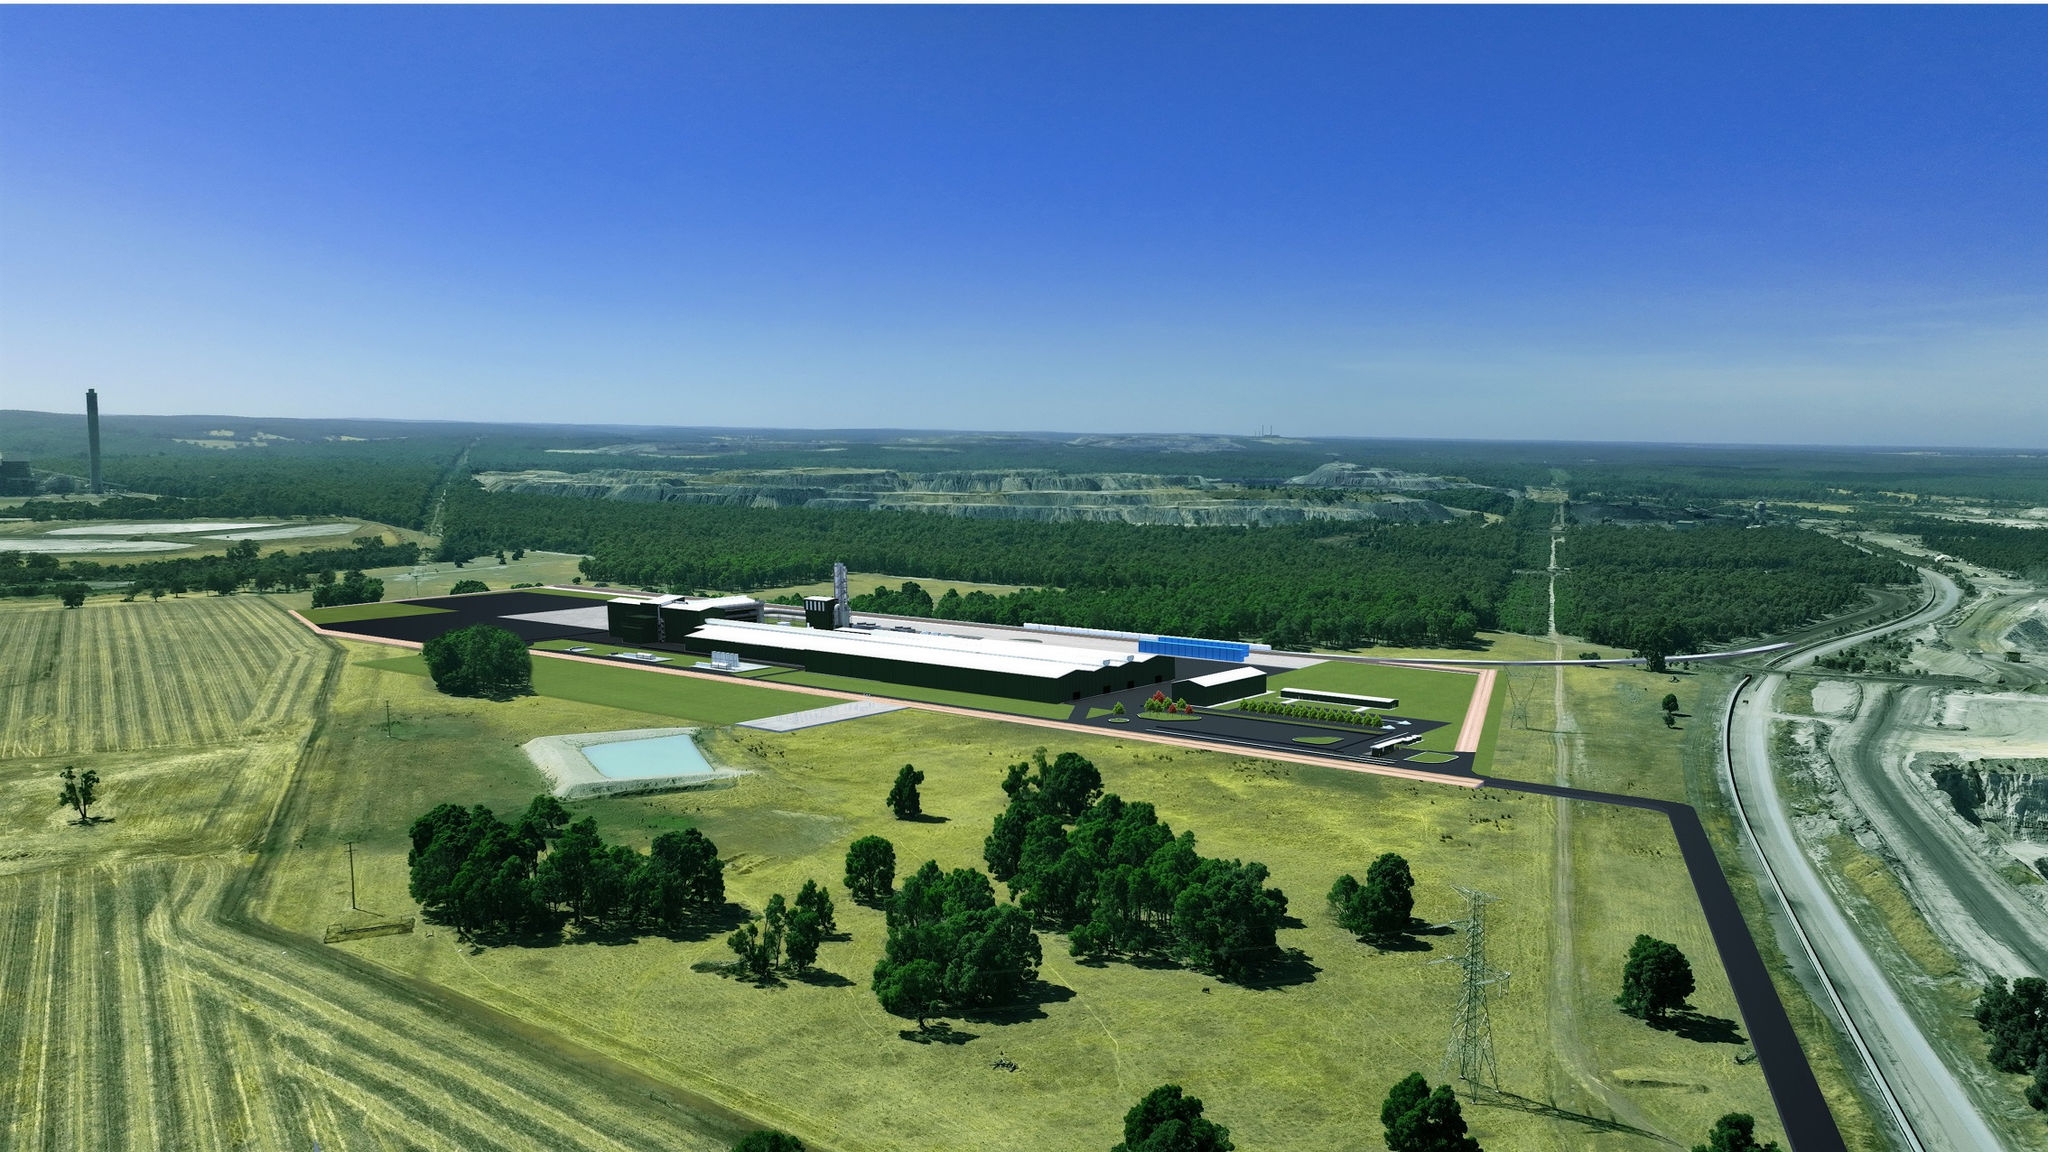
[582,734,716,779]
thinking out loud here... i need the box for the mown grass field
[0,593,326,759]
[1,600,1793,1152]
[303,600,453,625]
[0,598,744,1152]
[758,667,1078,719]
[254,639,1783,1152]
[362,650,812,726]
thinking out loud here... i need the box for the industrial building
[1173,665,1267,706]
[675,618,1176,702]
[606,594,765,645]
[0,456,32,497]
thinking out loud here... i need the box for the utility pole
[347,841,358,910]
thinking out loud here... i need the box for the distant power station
[86,389,104,494]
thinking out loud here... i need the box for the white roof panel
[685,619,1155,680]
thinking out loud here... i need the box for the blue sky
[2,6,2043,446]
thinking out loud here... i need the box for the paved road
[1838,683,2048,976]
[1727,570,2007,1152]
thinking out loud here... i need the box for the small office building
[679,618,1176,703]
[607,595,766,645]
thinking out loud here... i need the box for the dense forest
[1903,517,2048,577]
[439,485,1539,645]
[11,450,455,530]
[1555,525,1911,653]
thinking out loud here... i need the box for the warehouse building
[678,618,1177,702]
[1173,665,1267,706]
[606,595,766,645]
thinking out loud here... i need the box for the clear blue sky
[2,6,2043,446]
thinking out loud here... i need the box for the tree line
[12,457,449,530]
[982,750,1290,982]
[0,536,420,601]
[407,796,728,942]
[1905,517,2048,577]
[1556,525,1911,653]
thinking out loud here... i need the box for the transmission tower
[1432,887,1510,1093]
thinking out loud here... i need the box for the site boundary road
[1722,570,2004,1152]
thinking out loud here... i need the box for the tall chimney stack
[86,389,103,494]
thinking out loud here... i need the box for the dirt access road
[1728,569,2006,1152]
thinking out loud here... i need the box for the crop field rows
[0,597,327,758]
[0,860,732,1152]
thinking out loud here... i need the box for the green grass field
[757,668,1077,719]
[304,600,453,625]
[0,603,1797,1152]
[361,650,811,726]
[1249,661,1482,754]
[246,638,1785,1152]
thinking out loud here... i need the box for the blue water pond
[582,734,716,780]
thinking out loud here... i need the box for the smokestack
[86,389,103,494]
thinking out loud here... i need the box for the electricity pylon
[1432,887,1510,1093]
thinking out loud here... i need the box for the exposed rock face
[1285,462,1457,491]
[473,468,1464,526]
[1919,754,2048,837]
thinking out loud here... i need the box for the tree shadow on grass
[961,980,1076,1026]
[793,968,855,988]
[899,1022,977,1045]
[1237,948,1321,990]
[1651,1010,1746,1046]
[895,813,951,825]
[652,901,753,943]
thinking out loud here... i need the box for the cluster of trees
[439,486,1537,645]
[1557,525,1910,653]
[1112,1084,1234,1152]
[1142,691,1194,715]
[871,860,1043,1030]
[1240,696,1384,727]
[1616,935,1696,1022]
[1381,1073,1480,1152]
[1907,517,2048,577]
[422,624,533,698]
[407,796,726,941]
[448,579,491,595]
[1,536,422,601]
[311,568,385,608]
[984,751,1290,982]
[1974,975,2048,1112]
[725,880,838,982]
[1329,854,1416,946]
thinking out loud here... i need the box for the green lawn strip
[360,651,808,725]
[306,601,453,625]
[1266,661,1478,752]
[1292,735,1343,746]
[1403,751,1458,764]
[759,669,1074,720]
